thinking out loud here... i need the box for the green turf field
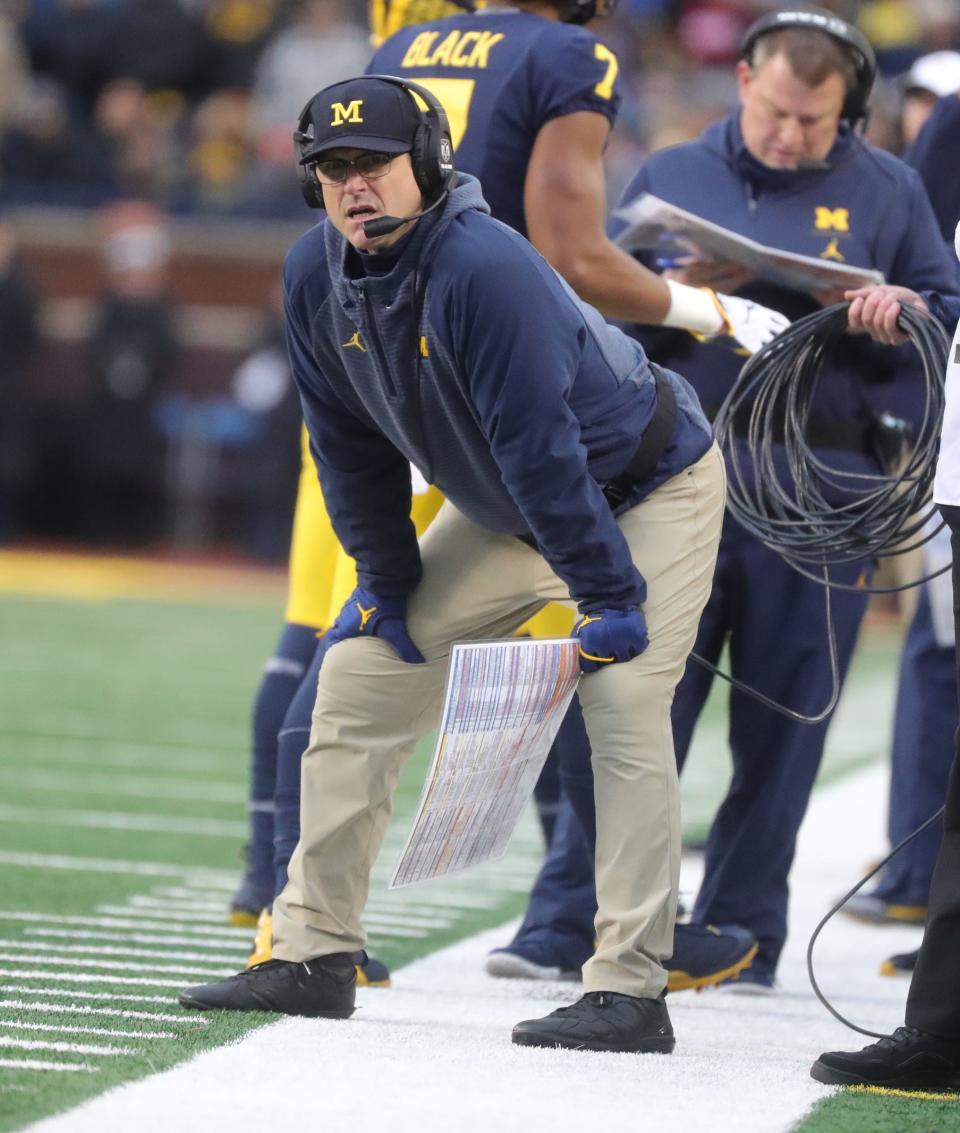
[0,580,946,1132]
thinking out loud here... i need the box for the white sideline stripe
[0,969,209,989]
[23,764,916,1133]
[0,805,246,838]
[0,1057,97,1073]
[25,929,247,951]
[0,1037,133,1057]
[0,987,197,1009]
[0,1020,177,1040]
[0,769,245,804]
[0,999,206,1025]
[0,955,234,978]
[0,912,250,938]
[0,940,241,965]
[0,852,234,881]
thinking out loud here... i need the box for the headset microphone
[362,189,450,239]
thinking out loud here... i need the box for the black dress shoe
[512,991,675,1054]
[812,1026,960,1090]
[179,955,356,1018]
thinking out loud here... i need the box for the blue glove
[574,608,648,673]
[322,587,425,664]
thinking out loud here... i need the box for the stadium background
[1,1,959,1130]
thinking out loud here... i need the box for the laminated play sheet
[390,637,580,887]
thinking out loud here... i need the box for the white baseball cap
[905,51,960,99]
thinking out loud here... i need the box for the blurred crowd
[1,0,959,217]
[1,0,960,558]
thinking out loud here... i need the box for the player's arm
[524,110,670,322]
[524,112,787,351]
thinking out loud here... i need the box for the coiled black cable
[714,302,950,589]
[704,301,952,1035]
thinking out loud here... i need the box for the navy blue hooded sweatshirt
[283,173,711,611]
[609,114,959,443]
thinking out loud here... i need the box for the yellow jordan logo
[820,237,846,262]
[342,330,366,352]
[357,602,377,630]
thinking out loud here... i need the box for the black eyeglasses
[313,152,395,186]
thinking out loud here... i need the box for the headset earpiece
[739,7,876,126]
[365,74,454,197]
[294,97,325,210]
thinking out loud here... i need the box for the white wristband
[662,280,725,336]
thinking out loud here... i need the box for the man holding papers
[503,7,959,998]
[608,8,959,991]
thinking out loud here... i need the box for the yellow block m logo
[814,206,850,232]
[331,100,364,127]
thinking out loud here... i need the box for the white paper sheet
[613,192,884,294]
[390,637,581,888]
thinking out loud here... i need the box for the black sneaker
[811,1026,960,1090]
[179,955,356,1018]
[879,948,919,977]
[512,992,675,1054]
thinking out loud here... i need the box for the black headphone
[555,0,613,25]
[293,75,455,211]
[739,7,876,125]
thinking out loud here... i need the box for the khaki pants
[273,444,725,997]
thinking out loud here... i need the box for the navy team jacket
[283,174,711,610]
[609,114,959,440]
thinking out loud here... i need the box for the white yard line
[0,1037,133,1057]
[0,1058,97,1073]
[0,940,240,965]
[23,929,247,950]
[0,970,204,989]
[0,999,203,1025]
[0,955,233,977]
[0,852,234,881]
[0,805,246,838]
[21,764,925,1133]
[0,913,250,938]
[0,769,245,804]
[0,1020,176,1040]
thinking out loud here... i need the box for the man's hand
[574,608,648,674]
[706,290,791,354]
[322,586,425,664]
[845,285,929,346]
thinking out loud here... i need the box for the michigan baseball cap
[298,77,421,163]
[905,51,960,99]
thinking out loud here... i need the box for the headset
[555,0,614,25]
[739,7,877,125]
[293,75,455,211]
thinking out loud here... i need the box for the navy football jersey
[368,8,622,236]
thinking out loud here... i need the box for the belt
[602,366,678,510]
[702,402,873,455]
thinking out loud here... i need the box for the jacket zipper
[355,287,398,399]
